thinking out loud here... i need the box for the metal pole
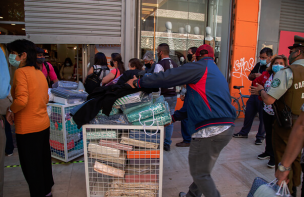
[76,45,79,82]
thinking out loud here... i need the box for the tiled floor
[3,118,302,197]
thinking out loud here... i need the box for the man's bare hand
[255,73,262,78]
[180,95,185,101]
[126,75,138,88]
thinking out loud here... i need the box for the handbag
[272,99,292,129]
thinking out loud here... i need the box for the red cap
[195,44,214,58]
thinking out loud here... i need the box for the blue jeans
[164,96,177,145]
[3,116,14,155]
[238,95,265,140]
[181,119,191,143]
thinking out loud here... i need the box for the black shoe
[267,158,275,168]
[232,133,248,138]
[164,144,170,151]
[179,192,186,197]
[255,139,263,145]
[257,152,270,160]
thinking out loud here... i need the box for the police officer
[251,35,304,196]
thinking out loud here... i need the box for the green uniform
[267,59,304,192]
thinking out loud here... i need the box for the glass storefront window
[0,0,25,35]
[140,0,225,65]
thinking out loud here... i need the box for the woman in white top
[60,57,74,80]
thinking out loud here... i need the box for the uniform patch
[271,78,281,88]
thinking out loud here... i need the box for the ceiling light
[74,46,77,50]
[0,16,3,19]
[22,28,25,30]
[11,24,16,26]
[143,19,146,21]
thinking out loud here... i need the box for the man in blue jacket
[0,47,11,197]
[127,44,236,197]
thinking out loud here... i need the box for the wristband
[258,89,264,96]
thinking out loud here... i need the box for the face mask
[66,63,70,66]
[110,61,114,67]
[9,54,21,67]
[180,57,185,62]
[266,63,270,68]
[272,64,285,73]
[145,63,151,68]
[187,54,193,62]
[288,51,300,65]
[37,57,45,64]
[260,59,267,65]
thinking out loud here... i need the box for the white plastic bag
[254,179,291,197]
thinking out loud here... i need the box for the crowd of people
[1,35,304,197]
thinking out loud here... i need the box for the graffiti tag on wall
[232,57,255,86]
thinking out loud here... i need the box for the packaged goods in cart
[97,108,119,116]
[126,102,168,123]
[120,94,153,114]
[113,91,144,106]
[89,114,129,125]
[99,140,133,151]
[88,143,121,158]
[111,179,158,189]
[51,88,88,99]
[120,134,159,149]
[106,189,155,197]
[132,112,172,126]
[94,161,125,178]
[128,130,160,144]
[86,129,119,139]
[56,81,78,90]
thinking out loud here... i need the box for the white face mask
[266,63,271,68]
[66,63,70,66]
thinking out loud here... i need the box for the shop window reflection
[140,0,223,65]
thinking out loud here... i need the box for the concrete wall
[257,0,282,57]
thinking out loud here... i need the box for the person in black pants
[233,47,273,144]
[3,116,14,156]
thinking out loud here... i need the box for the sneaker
[5,153,13,157]
[255,139,263,145]
[267,158,275,168]
[164,144,170,151]
[257,152,270,160]
[176,141,190,147]
[232,133,248,138]
[179,192,187,197]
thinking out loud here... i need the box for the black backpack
[44,62,52,88]
[84,66,108,94]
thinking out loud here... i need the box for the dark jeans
[181,119,191,143]
[262,111,274,159]
[186,126,234,197]
[238,95,265,140]
[301,164,304,197]
[3,116,14,155]
[16,127,54,197]
[0,118,5,197]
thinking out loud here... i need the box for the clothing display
[120,94,153,114]
[89,114,129,125]
[51,88,88,100]
[132,112,172,126]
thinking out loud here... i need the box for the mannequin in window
[205,26,215,52]
[165,21,172,33]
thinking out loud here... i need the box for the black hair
[94,52,107,66]
[111,53,125,74]
[35,47,44,54]
[129,58,143,70]
[64,57,73,67]
[7,39,38,69]
[260,47,273,57]
[158,43,170,55]
[189,47,197,55]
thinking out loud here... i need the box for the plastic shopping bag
[248,178,291,197]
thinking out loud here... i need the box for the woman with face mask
[36,47,58,86]
[101,53,125,85]
[6,39,54,197]
[251,55,288,168]
[60,57,74,80]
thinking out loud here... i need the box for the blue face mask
[272,64,285,73]
[9,54,21,67]
[260,59,267,65]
